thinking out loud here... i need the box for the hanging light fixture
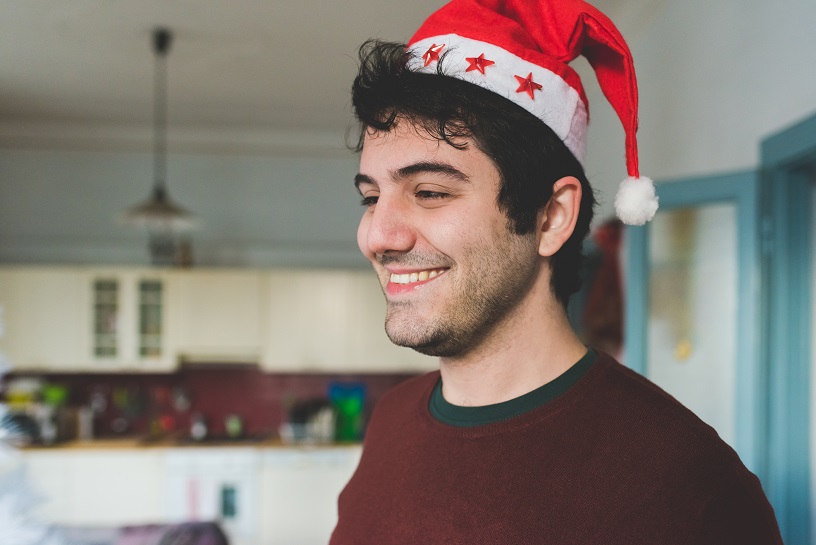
[121,27,197,264]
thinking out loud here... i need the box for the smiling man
[330,1,782,544]
[355,128,564,367]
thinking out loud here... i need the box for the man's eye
[360,195,379,207]
[416,191,449,200]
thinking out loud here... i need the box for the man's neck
[437,284,587,407]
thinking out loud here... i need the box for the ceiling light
[121,28,197,263]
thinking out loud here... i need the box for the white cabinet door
[0,267,88,371]
[261,269,435,373]
[20,450,73,523]
[68,450,165,525]
[260,446,361,545]
[21,449,164,526]
[262,269,354,372]
[172,270,263,363]
[348,271,437,373]
[82,268,177,371]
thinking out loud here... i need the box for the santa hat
[406,0,658,225]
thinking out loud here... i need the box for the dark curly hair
[351,40,596,307]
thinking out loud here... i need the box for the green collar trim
[429,349,597,427]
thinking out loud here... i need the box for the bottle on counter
[190,412,207,441]
[77,406,94,441]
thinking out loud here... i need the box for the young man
[331,1,782,543]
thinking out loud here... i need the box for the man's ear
[537,176,582,257]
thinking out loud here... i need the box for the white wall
[0,147,366,268]
[578,0,816,220]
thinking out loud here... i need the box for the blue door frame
[761,112,816,545]
[624,171,764,479]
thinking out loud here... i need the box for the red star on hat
[422,43,445,67]
[465,53,495,75]
[514,72,543,99]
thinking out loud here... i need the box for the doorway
[625,111,816,544]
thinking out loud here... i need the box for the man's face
[355,123,541,358]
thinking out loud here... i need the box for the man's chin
[389,337,449,358]
[385,324,461,358]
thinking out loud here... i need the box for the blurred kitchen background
[0,1,815,544]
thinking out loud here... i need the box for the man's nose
[362,197,417,256]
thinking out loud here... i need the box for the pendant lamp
[121,28,197,261]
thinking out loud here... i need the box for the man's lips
[384,268,448,295]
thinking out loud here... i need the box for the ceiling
[0,0,626,151]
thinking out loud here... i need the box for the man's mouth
[388,268,447,285]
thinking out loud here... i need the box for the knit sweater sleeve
[696,460,783,545]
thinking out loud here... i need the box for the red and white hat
[407,0,658,225]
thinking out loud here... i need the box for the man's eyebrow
[354,174,374,192]
[353,161,470,192]
[393,161,470,183]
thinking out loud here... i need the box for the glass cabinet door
[92,279,119,359]
[138,280,163,358]
[88,272,168,366]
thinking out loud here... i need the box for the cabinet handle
[220,484,237,519]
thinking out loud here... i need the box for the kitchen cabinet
[1,265,437,373]
[261,269,434,372]
[22,449,164,526]
[69,450,165,525]
[260,446,361,545]
[20,443,360,545]
[262,269,356,371]
[21,449,72,522]
[171,269,263,363]
[82,268,178,371]
[0,266,177,371]
[0,267,88,371]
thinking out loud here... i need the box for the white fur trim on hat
[614,176,659,226]
[408,34,588,166]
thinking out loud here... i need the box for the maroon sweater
[331,352,782,544]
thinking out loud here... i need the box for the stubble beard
[383,231,540,358]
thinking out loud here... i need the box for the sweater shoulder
[592,352,746,467]
[589,355,779,542]
[596,353,714,426]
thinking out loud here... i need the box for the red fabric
[409,0,641,177]
[331,352,782,545]
[583,219,624,355]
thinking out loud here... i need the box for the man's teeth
[390,269,444,284]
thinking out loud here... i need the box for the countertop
[19,437,361,450]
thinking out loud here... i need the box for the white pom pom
[614,176,659,226]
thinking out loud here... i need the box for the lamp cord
[153,28,171,199]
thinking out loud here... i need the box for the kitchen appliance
[164,449,259,545]
[279,398,335,445]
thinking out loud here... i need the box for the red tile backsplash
[3,365,420,441]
